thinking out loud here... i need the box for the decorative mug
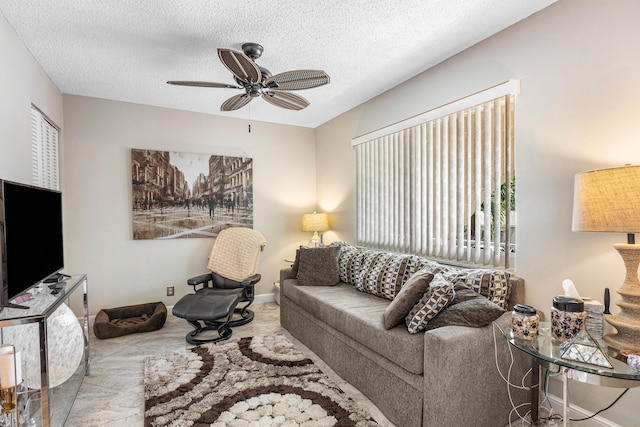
[512,304,539,340]
[551,296,585,341]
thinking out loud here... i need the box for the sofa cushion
[405,274,456,334]
[282,280,425,375]
[296,246,340,286]
[443,268,511,309]
[424,283,506,330]
[383,269,434,330]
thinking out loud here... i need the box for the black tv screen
[0,179,64,305]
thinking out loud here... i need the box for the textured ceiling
[0,0,556,128]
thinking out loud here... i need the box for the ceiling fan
[167,43,330,112]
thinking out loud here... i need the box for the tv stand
[0,274,89,427]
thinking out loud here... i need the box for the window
[353,81,518,269]
[31,106,60,191]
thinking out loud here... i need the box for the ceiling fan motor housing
[248,86,262,97]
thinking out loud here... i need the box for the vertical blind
[31,106,60,191]
[354,83,517,269]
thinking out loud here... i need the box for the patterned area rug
[144,333,379,426]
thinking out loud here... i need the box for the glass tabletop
[0,274,86,325]
[506,322,640,381]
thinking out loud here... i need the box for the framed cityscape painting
[131,149,253,239]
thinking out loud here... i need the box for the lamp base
[603,244,640,352]
[308,231,320,248]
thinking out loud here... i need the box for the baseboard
[545,394,622,427]
[84,293,277,326]
[254,292,275,304]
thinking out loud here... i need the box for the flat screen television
[0,179,64,309]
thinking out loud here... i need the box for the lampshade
[0,346,22,388]
[572,165,640,233]
[301,213,329,232]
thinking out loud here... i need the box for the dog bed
[93,301,167,339]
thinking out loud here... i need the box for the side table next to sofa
[505,322,640,427]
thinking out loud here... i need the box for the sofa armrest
[280,267,296,284]
[507,276,525,310]
[422,312,530,427]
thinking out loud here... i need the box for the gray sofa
[280,243,531,427]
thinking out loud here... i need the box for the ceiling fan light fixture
[170,43,330,112]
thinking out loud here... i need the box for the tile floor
[65,302,395,427]
[64,302,532,427]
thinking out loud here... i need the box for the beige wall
[2,2,317,313]
[0,12,63,184]
[316,0,640,424]
[62,95,316,312]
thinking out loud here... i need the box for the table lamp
[301,212,329,247]
[572,164,640,351]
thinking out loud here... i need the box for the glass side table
[505,322,640,426]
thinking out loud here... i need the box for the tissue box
[583,298,603,340]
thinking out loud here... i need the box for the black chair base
[204,307,254,328]
[172,292,241,345]
[185,319,233,345]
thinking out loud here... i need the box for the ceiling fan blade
[221,93,253,111]
[265,70,330,91]
[262,91,310,110]
[217,48,262,84]
[167,80,241,89]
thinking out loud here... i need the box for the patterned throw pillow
[329,241,365,285]
[443,268,511,309]
[412,257,450,276]
[405,274,456,334]
[356,251,416,300]
[423,283,506,331]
